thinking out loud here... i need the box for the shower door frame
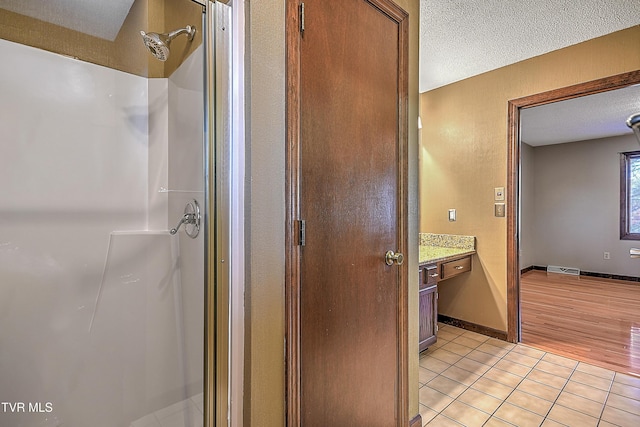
[200,0,246,426]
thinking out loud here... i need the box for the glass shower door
[0,0,211,425]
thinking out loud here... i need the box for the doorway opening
[506,70,640,372]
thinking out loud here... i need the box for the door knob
[385,250,404,266]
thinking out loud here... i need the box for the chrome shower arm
[166,25,196,42]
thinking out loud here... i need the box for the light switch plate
[448,209,456,221]
[495,203,505,217]
[494,187,505,201]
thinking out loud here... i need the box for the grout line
[428,339,525,424]
[436,413,466,426]
[422,326,626,427]
[599,373,640,420]
[534,353,575,424]
[597,373,615,423]
[481,346,549,426]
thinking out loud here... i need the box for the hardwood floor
[520,270,640,377]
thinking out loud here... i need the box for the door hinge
[299,2,305,34]
[297,219,306,246]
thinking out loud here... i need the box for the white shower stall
[0,1,218,423]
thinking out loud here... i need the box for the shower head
[627,113,640,145]
[140,25,196,61]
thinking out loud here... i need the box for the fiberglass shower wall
[0,17,204,427]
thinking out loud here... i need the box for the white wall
[0,39,204,427]
[520,142,536,270]
[521,134,640,277]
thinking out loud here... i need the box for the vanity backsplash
[419,233,475,250]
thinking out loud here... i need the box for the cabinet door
[419,283,438,352]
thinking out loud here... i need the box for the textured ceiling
[520,84,640,146]
[0,0,135,41]
[420,0,640,92]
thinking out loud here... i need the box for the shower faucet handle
[170,213,194,235]
[169,200,200,238]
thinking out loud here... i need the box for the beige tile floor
[419,324,640,427]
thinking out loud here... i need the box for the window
[621,151,640,240]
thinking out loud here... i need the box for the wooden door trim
[506,70,640,343]
[285,0,409,425]
[394,2,410,426]
[285,0,302,423]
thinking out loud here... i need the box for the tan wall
[0,0,201,78]
[246,1,286,424]
[419,25,640,331]
[163,0,203,77]
[246,0,420,424]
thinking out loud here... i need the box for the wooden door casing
[286,0,409,426]
[506,70,640,343]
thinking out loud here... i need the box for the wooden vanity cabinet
[419,264,438,352]
[418,254,473,353]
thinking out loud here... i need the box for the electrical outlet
[448,209,456,221]
[494,203,505,217]
[604,252,610,260]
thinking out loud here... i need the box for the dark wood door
[290,0,409,425]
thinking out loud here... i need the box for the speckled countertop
[419,233,476,265]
